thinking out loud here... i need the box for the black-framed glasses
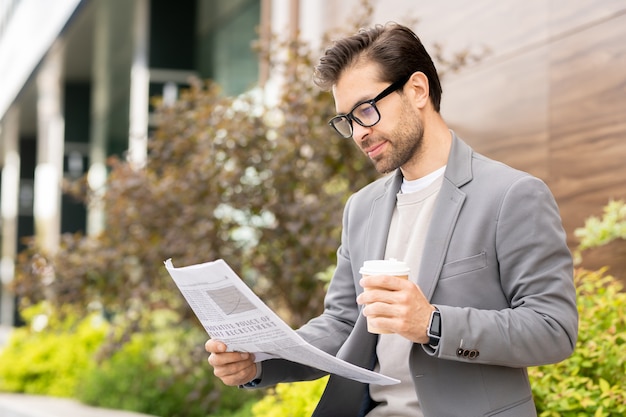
[328,75,410,138]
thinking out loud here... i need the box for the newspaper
[164,258,399,386]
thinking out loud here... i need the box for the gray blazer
[259,133,578,417]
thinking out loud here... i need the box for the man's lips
[364,141,387,158]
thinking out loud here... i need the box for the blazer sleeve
[433,175,578,367]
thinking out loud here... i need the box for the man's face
[332,64,424,174]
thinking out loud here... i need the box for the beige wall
[436,1,626,277]
[306,0,626,277]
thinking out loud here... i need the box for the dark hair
[314,22,442,112]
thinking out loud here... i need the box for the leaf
[598,378,610,393]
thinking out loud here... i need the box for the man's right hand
[205,339,258,386]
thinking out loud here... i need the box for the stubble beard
[369,117,425,174]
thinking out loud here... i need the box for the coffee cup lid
[359,258,410,275]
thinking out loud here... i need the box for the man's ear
[407,71,430,109]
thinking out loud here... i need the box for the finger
[209,354,256,386]
[208,351,250,367]
[358,287,402,305]
[205,339,227,353]
[219,363,257,387]
[365,315,394,332]
[363,300,401,318]
[360,275,410,290]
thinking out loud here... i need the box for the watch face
[428,310,441,337]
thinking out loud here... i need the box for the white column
[299,0,326,50]
[0,106,20,327]
[87,0,112,237]
[264,0,299,105]
[34,40,65,253]
[127,0,150,169]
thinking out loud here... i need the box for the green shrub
[208,399,257,417]
[0,304,108,397]
[574,199,626,251]
[252,377,328,417]
[0,304,261,417]
[573,199,626,265]
[530,268,626,416]
[76,311,262,417]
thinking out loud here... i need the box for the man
[206,22,578,416]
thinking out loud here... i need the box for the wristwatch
[242,378,262,388]
[427,307,441,347]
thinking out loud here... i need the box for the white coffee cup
[359,258,410,334]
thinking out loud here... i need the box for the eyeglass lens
[330,102,381,138]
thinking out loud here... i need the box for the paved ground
[0,393,158,417]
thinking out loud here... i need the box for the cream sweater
[367,167,445,417]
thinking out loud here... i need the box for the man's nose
[351,123,371,143]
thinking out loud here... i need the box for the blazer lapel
[418,180,465,299]
[366,171,403,261]
[418,133,472,300]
